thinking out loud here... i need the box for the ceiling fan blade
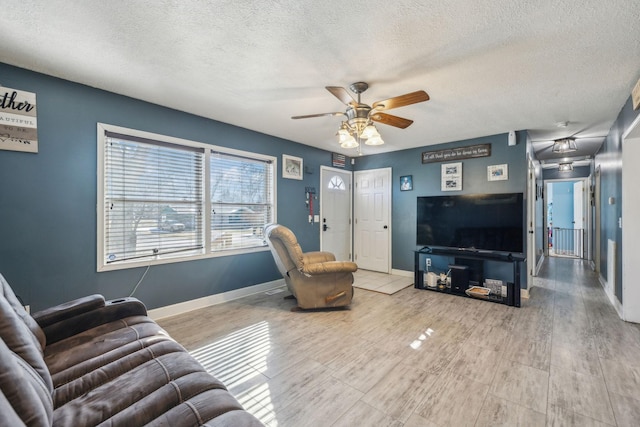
[372,90,430,111]
[370,112,414,129]
[291,112,346,120]
[326,86,358,106]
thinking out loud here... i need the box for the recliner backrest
[265,224,305,274]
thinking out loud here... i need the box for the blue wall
[550,182,575,229]
[595,97,639,302]
[0,63,346,310]
[354,131,528,286]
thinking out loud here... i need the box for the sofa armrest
[301,261,358,275]
[35,297,148,345]
[32,294,106,328]
[302,251,336,264]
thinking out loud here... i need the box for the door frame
[544,177,590,259]
[319,166,353,260]
[353,167,392,273]
[594,166,601,273]
[526,155,537,289]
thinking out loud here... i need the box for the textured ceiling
[2,1,640,163]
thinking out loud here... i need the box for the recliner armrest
[32,294,106,328]
[301,261,358,275]
[302,251,336,264]
[34,297,148,345]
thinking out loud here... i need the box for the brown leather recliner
[264,223,357,309]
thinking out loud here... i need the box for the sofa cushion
[0,273,46,349]
[0,286,53,393]
[0,337,53,426]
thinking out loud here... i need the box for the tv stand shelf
[414,247,524,307]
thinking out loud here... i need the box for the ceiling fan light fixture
[360,124,380,140]
[340,136,359,149]
[365,135,384,146]
[552,137,577,153]
[337,124,359,148]
[558,162,574,172]
[295,82,429,151]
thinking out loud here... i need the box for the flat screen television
[416,193,524,254]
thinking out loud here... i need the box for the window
[328,175,346,190]
[98,124,276,271]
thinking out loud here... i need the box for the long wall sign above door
[0,87,38,153]
[422,143,491,164]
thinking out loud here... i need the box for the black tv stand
[414,247,524,307]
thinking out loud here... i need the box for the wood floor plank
[157,257,638,426]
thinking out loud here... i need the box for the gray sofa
[0,273,263,427]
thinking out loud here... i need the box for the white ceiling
[2,1,640,163]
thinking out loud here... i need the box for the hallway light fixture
[558,162,574,172]
[552,137,577,153]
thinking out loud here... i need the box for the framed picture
[487,164,508,181]
[400,175,413,191]
[282,154,303,180]
[441,162,462,191]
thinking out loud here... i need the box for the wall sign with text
[422,143,491,164]
[0,87,38,153]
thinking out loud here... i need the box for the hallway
[531,256,640,425]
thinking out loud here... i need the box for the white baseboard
[599,273,623,319]
[148,278,285,321]
[521,288,530,299]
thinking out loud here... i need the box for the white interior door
[320,167,352,261]
[622,115,640,323]
[354,168,391,273]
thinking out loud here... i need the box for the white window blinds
[210,150,274,252]
[103,131,204,265]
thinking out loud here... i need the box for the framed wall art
[400,175,413,191]
[282,154,303,180]
[487,164,508,181]
[442,162,462,191]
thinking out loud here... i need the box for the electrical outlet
[426,258,432,267]
[25,305,30,314]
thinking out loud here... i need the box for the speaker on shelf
[449,264,469,294]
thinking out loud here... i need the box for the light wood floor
[158,257,640,426]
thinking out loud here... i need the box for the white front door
[320,167,352,261]
[354,168,391,273]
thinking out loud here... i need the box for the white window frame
[97,123,277,272]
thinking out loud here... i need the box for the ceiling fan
[291,82,429,149]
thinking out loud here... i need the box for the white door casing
[354,168,391,273]
[320,167,352,261]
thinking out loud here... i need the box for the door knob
[323,224,329,231]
